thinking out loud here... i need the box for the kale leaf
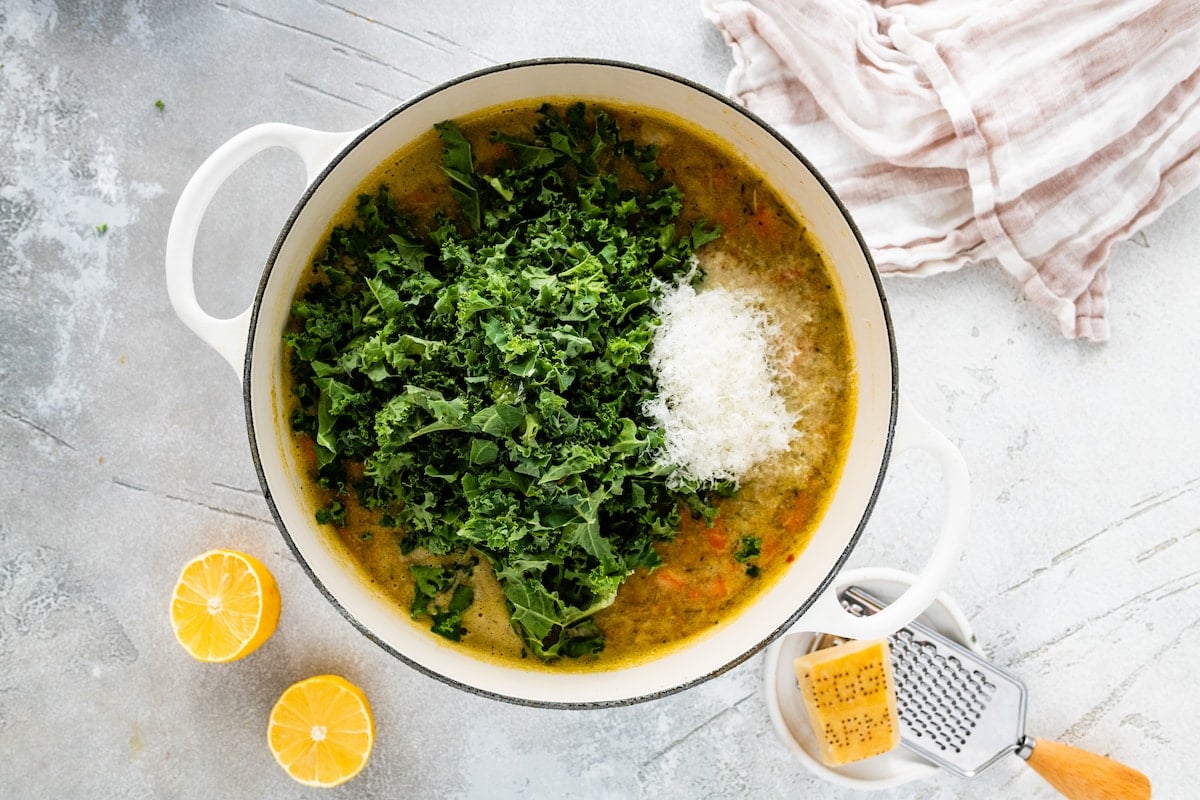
[734,535,763,578]
[285,103,721,658]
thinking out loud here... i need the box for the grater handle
[800,397,970,640]
[1022,736,1150,800]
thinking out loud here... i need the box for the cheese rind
[793,638,900,766]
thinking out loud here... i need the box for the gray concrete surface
[2,1,1196,797]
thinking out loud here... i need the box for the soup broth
[284,100,856,670]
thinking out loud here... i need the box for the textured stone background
[2,1,1197,797]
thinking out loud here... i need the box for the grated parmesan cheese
[643,279,799,489]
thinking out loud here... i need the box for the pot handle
[165,123,360,380]
[799,396,970,640]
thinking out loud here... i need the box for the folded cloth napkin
[704,0,1200,340]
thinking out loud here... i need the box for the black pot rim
[243,56,899,710]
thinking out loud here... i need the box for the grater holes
[973,670,998,699]
[884,627,1002,754]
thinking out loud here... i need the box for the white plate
[763,567,981,790]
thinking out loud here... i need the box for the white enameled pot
[165,59,969,707]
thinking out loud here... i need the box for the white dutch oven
[165,59,969,707]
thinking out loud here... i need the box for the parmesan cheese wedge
[793,639,900,766]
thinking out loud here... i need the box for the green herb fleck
[733,536,762,562]
[410,563,475,641]
[95,223,108,235]
[314,499,345,526]
[155,99,165,111]
[734,535,762,577]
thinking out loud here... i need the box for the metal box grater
[839,584,1029,776]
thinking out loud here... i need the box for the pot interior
[246,60,896,706]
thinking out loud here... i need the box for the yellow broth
[285,100,856,670]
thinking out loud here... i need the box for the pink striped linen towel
[703,0,1200,340]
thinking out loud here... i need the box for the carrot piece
[753,204,778,235]
[713,209,739,230]
[654,568,685,590]
[405,189,435,205]
[296,437,317,470]
[703,517,730,551]
[760,536,779,561]
[707,528,729,552]
[780,492,816,532]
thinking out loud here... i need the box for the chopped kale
[314,499,346,526]
[733,536,762,563]
[285,103,722,659]
[734,535,762,577]
[410,563,475,641]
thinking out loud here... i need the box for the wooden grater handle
[1023,737,1150,799]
